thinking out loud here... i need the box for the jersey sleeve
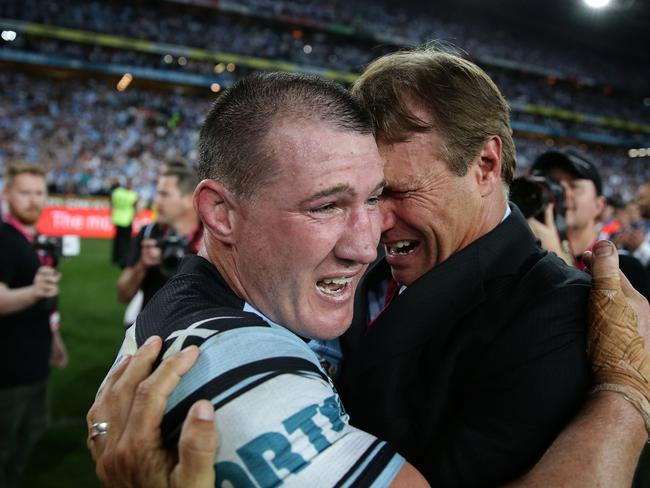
[161,325,404,488]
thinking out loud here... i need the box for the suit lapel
[348,244,486,372]
[343,205,541,374]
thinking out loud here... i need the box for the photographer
[0,162,68,488]
[527,150,649,297]
[117,162,202,309]
[616,182,650,266]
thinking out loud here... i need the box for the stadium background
[1,0,649,485]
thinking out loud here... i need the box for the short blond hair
[5,162,46,189]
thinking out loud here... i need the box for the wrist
[592,385,650,441]
[28,285,41,303]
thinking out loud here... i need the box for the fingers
[112,336,163,395]
[122,346,200,447]
[590,241,620,281]
[172,400,218,488]
[526,217,540,232]
[33,267,61,297]
[589,241,643,303]
[87,336,163,462]
[140,241,162,267]
[95,355,132,403]
[544,203,555,227]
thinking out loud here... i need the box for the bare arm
[507,391,645,488]
[0,282,38,315]
[116,239,160,304]
[0,266,60,315]
[117,262,148,304]
[391,462,430,487]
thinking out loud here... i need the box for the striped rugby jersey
[104,254,404,487]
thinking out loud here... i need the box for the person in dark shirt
[117,162,202,310]
[0,162,68,488]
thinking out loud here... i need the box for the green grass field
[19,238,650,487]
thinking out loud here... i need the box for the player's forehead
[266,120,383,197]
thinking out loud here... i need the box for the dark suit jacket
[338,206,591,487]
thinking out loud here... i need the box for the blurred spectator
[616,183,650,268]
[110,178,139,267]
[598,194,625,240]
[530,150,649,297]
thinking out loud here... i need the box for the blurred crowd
[7,35,649,129]
[3,0,650,90]
[0,0,648,205]
[0,72,211,204]
[0,70,646,204]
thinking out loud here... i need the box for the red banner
[37,207,154,238]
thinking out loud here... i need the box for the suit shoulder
[523,251,591,290]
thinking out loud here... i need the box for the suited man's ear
[475,136,503,198]
[194,179,239,245]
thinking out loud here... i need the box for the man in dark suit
[334,49,592,486]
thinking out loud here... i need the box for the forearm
[117,262,147,304]
[506,391,646,487]
[0,284,37,315]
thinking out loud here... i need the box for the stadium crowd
[0,72,210,203]
[3,0,650,91]
[7,33,650,130]
[0,0,648,202]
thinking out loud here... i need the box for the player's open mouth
[385,240,420,256]
[316,277,353,296]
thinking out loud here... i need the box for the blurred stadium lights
[628,147,650,158]
[178,56,187,66]
[583,0,611,8]
[116,73,133,92]
[226,63,236,72]
[210,83,221,93]
[1,30,17,41]
[163,54,173,64]
[644,98,650,107]
[303,44,313,54]
[214,63,225,73]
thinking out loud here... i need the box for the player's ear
[194,179,239,244]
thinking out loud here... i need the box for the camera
[32,236,63,311]
[33,235,63,267]
[31,235,80,311]
[156,233,190,278]
[510,173,568,240]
